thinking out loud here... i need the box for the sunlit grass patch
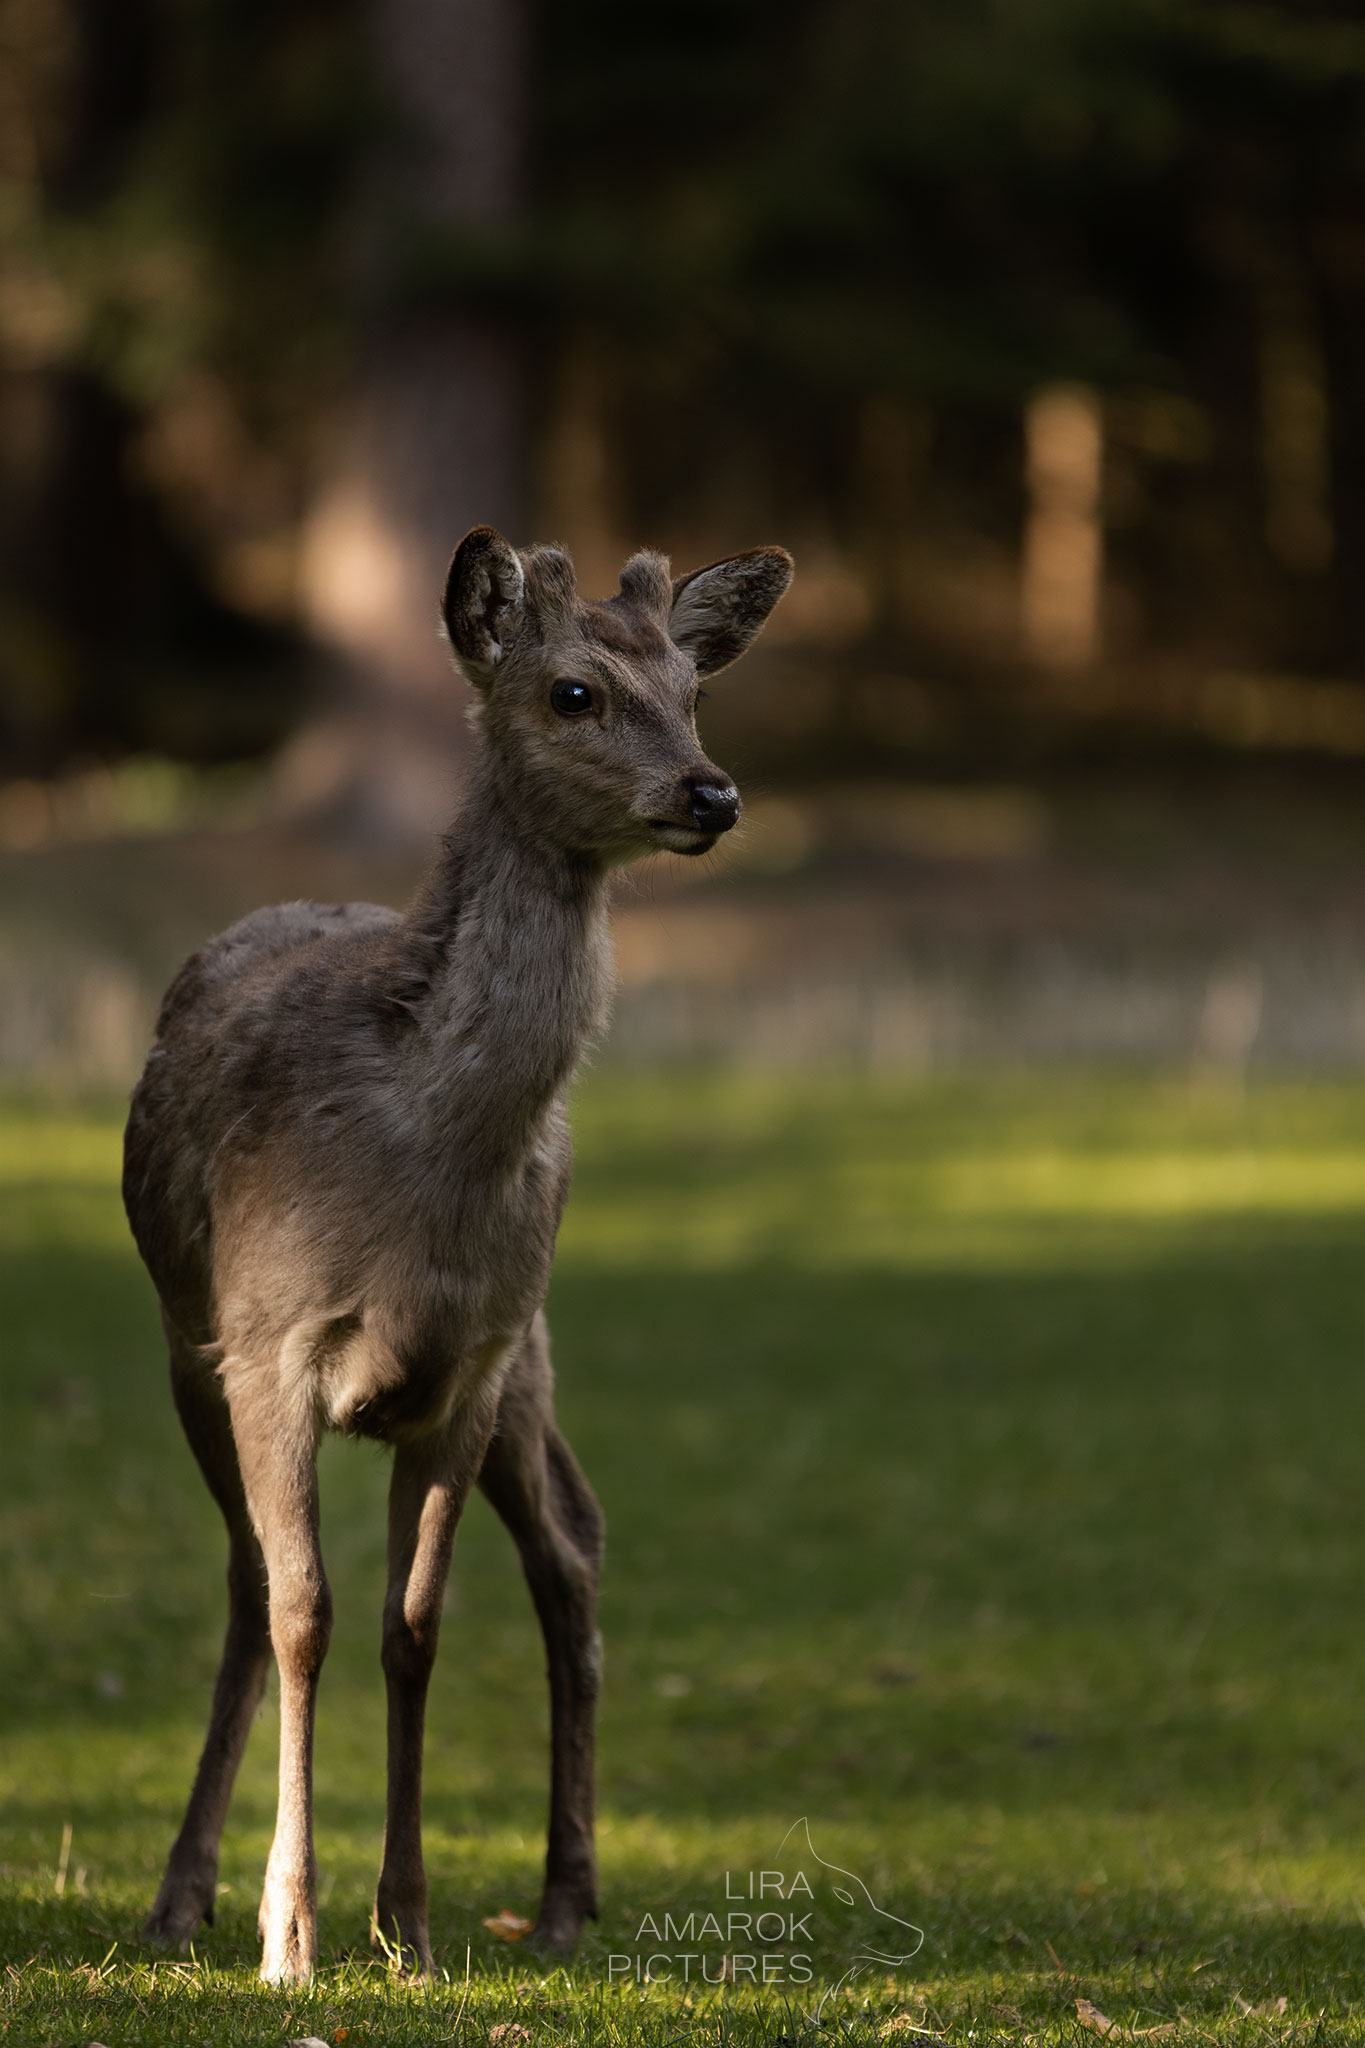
[562,1071,1365,1270]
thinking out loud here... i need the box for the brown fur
[122,527,792,1984]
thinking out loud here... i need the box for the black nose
[687,780,740,832]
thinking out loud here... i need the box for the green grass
[6,1071,1365,2043]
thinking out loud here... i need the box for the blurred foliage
[1,0,370,431]
[529,1,1365,675]
[5,0,1365,772]
[0,0,371,772]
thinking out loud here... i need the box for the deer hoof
[529,1900,591,1956]
[370,1905,433,1979]
[143,1878,214,1947]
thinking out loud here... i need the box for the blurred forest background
[6,0,1365,1079]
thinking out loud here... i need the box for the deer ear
[668,546,794,678]
[441,526,527,688]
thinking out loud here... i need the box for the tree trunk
[287,0,527,843]
[1319,266,1365,675]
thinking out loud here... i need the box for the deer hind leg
[478,1312,604,1953]
[144,1319,271,1947]
[221,1359,330,1985]
[374,1405,498,1977]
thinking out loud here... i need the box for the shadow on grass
[6,1220,1365,1858]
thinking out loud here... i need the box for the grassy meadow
[5,1070,1365,2043]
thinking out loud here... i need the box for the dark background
[5,0,1365,1080]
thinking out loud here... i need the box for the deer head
[441,528,793,864]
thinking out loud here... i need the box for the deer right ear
[441,526,527,689]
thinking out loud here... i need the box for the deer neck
[397,756,612,1167]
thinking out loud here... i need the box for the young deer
[122,526,792,1984]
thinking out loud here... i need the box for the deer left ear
[668,546,794,679]
[441,525,527,689]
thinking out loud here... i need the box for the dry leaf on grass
[483,1909,534,1941]
[1076,1998,1177,2039]
[489,2026,531,2044]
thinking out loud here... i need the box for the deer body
[130,799,609,1442]
[122,529,791,1983]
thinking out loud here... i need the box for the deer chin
[647,819,716,856]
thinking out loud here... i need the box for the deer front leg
[374,1420,490,1976]
[225,1369,330,1985]
[145,1332,271,1946]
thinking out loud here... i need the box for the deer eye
[550,679,595,718]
